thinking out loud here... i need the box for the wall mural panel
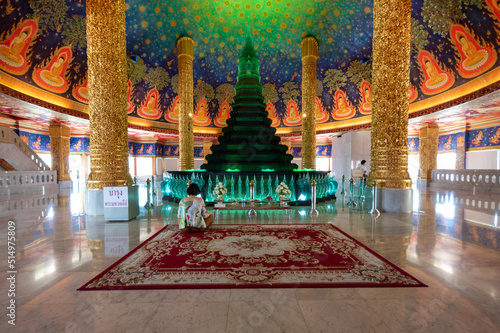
[1,1,500,131]
[468,126,500,149]
[408,137,420,153]
[70,137,90,153]
[438,133,458,152]
[289,145,332,158]
[19,131,51,152]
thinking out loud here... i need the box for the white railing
[0,126,50,171]
[0,170,57,188]
[431,169,500,192]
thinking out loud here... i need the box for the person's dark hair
[186,183,201,196]
[361,160,366,165]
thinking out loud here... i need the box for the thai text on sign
[103,187,129,207]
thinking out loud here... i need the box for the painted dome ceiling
[1,0,500,135]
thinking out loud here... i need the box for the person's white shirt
[356,162,369,176]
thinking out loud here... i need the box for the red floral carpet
[78,224,426,290]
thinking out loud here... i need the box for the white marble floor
[1,186,499,333]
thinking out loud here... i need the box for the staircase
[0,125,50,171]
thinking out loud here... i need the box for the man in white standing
[356,160,369,179]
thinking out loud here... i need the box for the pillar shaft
[419,125,439,180]
[177,37,194,171]
[86,0,131,189]
[282,140,292,155]
[81,154,89,179]
[48,124,71,182]
[203,139,213,164]
[369,0,412,189]
[301,37,318,170]
[456,129,467,170]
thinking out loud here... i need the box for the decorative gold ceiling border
[1,66,500,138]
[0,74,89,120]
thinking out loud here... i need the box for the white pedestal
[86,190,104,216]
[376,188,413,213]
[86,186,139,219]
[103,185,139,221]
[417,179,429,193]
[59,180,73,189]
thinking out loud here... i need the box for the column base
[86,190,104,216]
[376,187,413,213]
[59,180,73,189]
[417,179,429,193]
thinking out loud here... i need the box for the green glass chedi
[201,30,298,172]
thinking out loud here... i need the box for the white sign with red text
[103,187,129,208]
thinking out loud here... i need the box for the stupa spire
[201,31,297,172]
[238,26,260,79]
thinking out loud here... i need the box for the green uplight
[226,168,240,172]
[185,169,206,172]
[293,168,315,172]
[261,168,275,172]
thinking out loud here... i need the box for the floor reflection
[1,185,500,332]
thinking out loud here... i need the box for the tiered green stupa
[201,31,298,172]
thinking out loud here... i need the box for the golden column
[203,139,213,164]
[48,123,71,182]
[282,139,292,154]
[369,0,412,189]
[177,37,194,171]
[456,128,467,170]
[301,36,318,170]
[86,0,131,189]
[419,124,439,181]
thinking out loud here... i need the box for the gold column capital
[301,36,318,59]
[419,123,439,137]
[49,123,71,138]
[177,37,194,58]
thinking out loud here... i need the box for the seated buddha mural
[164,96,180,123]
[358,81,372,115]
[137,89,162,120]
[214,102,230,127]
[33,46,72,93]
[332,90,355,120]
[266,103,280,127]
[72,77,88,104]
[0,19,37,75]
[450,25,496,78]
[315,97,329,123]
[193,100,211,126]
[418,50,455,95]
[283,100,302,126]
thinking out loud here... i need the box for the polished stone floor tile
[298,299,392,333]
[0,186,499,332]
[226,299,308,333]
